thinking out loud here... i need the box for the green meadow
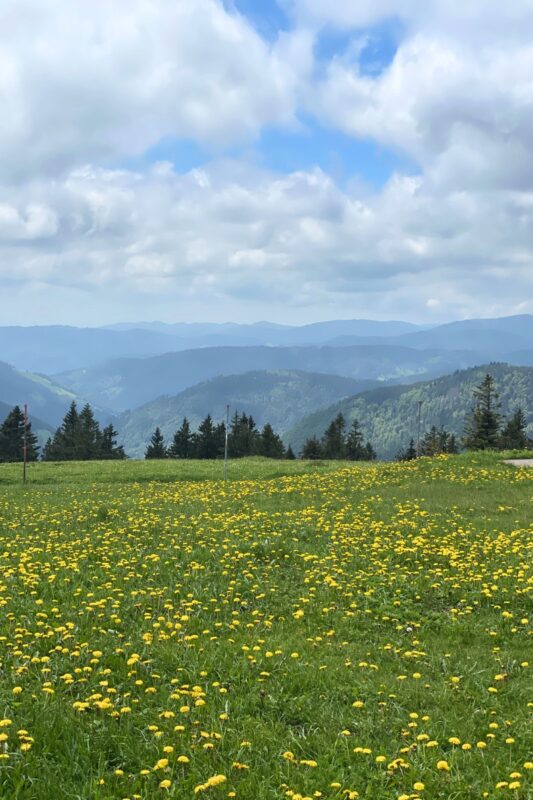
[0,453,531,799]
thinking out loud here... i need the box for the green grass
[0,453,531,799]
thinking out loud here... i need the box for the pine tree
[100,424,126,459]
[396,439,417,461]
[195,415,218,459]
[345,419,366,460]
[258,423,285,459]
[0,406,39,462]
[499,408,530,450]
[302,436,323,460]
[321,413,346,459]
[285,444,296,460]
[78,403,100,459]
[363,441,377,461]
[168,418,193,459]
[145,427,167,459]
[228,412,259,457]
[463,374,502,450]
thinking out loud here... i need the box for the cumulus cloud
[1,161,532,324]
[0,0,532,323]
[0,0,312,179]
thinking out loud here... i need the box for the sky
[1,0,533,326]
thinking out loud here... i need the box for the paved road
[503,459,533,467]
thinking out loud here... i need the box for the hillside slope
[118,370,378,458]
[57,345,484,412]
[0,361,81,427]
[286,364,533,459]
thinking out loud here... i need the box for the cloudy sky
[1,0,533,325]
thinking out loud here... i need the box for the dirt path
[503,459,533,467]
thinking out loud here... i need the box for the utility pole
[23,403,28,484]
[223,404,230,480]
[416,400,423,458]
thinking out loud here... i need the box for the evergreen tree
[100,424,126,459]
[145,427,167,459]
[396,439,417,461]
[168,418,193,459]
[420,426,441,456]
[499,408,530,450]
[195,415,219,459]
[0,406,39,462]
[302,436,323,460]
[321,413,346,459]
[285,444,296,460]
[213,422,227,458]
[78,403,101,459]
[345,419,366,460]
[463,374,502,450]
[228,412,259,457]
[363,441,377,461]
[447,434,459,455]
[258,423,285,459]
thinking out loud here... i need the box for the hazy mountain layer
[2,314,531,374]
[57,345,485,413]
[0,360,80,427]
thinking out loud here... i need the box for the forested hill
[118,370,378,459]
[57,344,485,413]
[286,364,533,459]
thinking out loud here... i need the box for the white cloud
[0,0,312,180]
[0,0,532,324]
[1,162,532,324]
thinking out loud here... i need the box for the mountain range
[286,364,533,459]
[2,314,532,373]
[56,344,486,413]
[0,314,532,460]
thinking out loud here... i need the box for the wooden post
[23,403,28,484]
[223,404,230,480]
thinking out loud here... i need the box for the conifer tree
[100,424,126,459]
[168,418,193,459]
[228,412,259,457]
[78,403,101,459]
[396,439,417,461]
[302,436,323,460]
[345,419,366,460]
[145,427,167,459]
[285,444,296,460]
[195,415,218,459]
[0,406,39,462]
[258,423,285,458]
[363,441,377,461]
[321,413,346,459]
[463,374,502,450]
[499,408,530,450]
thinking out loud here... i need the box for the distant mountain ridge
[118,370,378,458]
[57,344,486,413]
[1,314,531,374]
[286,363,533,459]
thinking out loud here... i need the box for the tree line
[301,414,376,461]
[42,402,125,461]
[0,373,530,464]
[145,412,296,460]
[397,374,530,459]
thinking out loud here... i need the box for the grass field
[0,454,531,799]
